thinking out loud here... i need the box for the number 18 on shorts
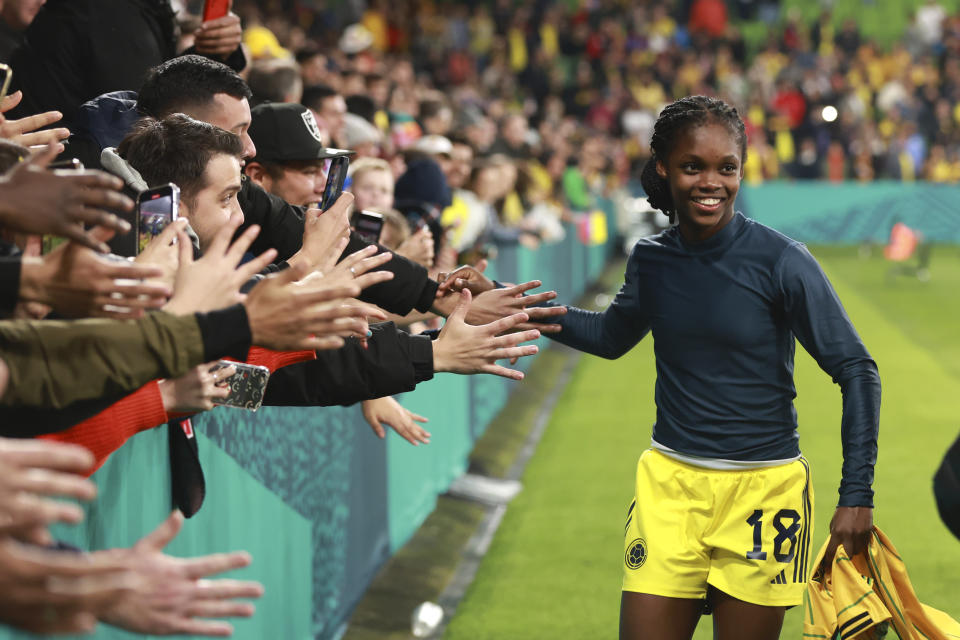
[622,449,814,607]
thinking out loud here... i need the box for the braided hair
[640,96,747,223]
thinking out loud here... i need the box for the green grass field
[445,246,960,639]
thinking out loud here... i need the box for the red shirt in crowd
[689,0,728,38]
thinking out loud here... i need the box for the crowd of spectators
[0,0,571,634]
[230,0,960,188]
[0,0,957,635]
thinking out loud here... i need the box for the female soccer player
[550,96,880,639]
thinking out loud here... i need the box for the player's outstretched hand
[96,511,263,637]
[0,438,97,545]
[361,396,431,445]
[19,227,170,319]
[432,289,540,380]
[456,279,567,334]
[0,144,134,252]
[824,505,873,565]
[163,214,277,315]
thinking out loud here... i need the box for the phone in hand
[136,183,180,255]
[355,210,384,244]
[48,158,84,171]
[42,160,85,252]
[202,0,230,22]
[0,63,11,102]
[210,361,271,411]
[319,153,351,212]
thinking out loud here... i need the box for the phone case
[203,0,230,22]
[210,362,270,412]
[321,155,350,211]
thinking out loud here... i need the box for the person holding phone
[7,0,246,129]
[243,103,343,209]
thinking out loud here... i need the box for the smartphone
[48,158,84,171]
[136,183,180,255]
[202,0,230,22]
[355,210,384,244]
[0,63,10,102]
[210,361,271,411]
[319,153,351,212]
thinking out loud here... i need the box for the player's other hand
[824,505,873,564]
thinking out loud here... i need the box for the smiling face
[656,121,743,243]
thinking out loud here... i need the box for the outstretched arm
[437,245,652,359]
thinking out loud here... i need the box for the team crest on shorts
[625,538,647,569]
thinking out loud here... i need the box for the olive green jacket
[0,307,247,408]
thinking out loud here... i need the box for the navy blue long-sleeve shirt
[549,212,880,507]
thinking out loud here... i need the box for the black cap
[249,102,344,163]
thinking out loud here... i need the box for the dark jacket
[9,0,245,128]
[264,322,434,407]
[0,305,249,412]
[236,179,440,316]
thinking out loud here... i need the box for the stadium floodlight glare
[822,105,839,122]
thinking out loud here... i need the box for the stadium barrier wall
[739,182,960,245]
[9,200,619,640]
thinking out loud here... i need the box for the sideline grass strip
[445,248,960,639]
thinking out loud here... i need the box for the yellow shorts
[622,449,814,607]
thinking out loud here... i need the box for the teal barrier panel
[740,182,960,244]
[0,213,621,640]
[16,427,314,640]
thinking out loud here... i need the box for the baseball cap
[413,134,453,157]
[249,103,343,163]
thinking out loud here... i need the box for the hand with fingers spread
[288,193,354,274]
[361,396,431,445]
[0,438,98,545]
[0,91,71,148]
[321,244,395,291]
[17,227,170,319]
[159,362,234,414]
[135,219,189,289]
[438,278,567,334]
[0,538,138,635]
[396,226,434,268]
[193,12,244,58]
[0,144,135,251]
[163,214,277,315]
[244,262,372,351]
[432,289,541,380]
[96,511,263,637]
